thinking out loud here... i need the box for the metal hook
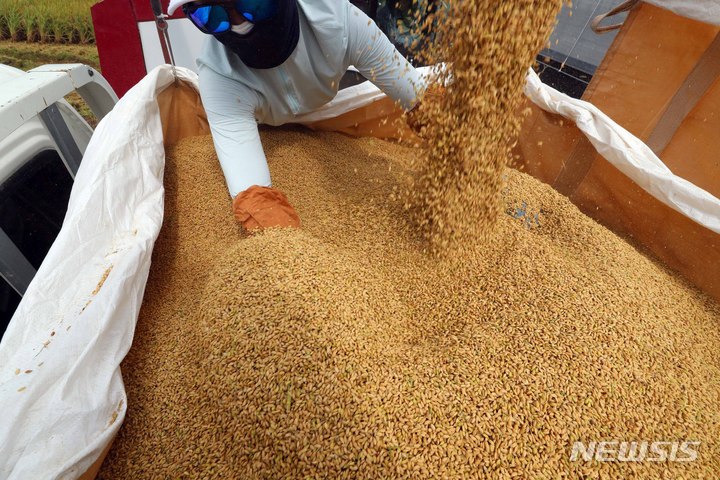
[591,0,640,34]
[150,0,179,85]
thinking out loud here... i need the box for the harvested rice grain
[407,0,562,251]
[98,1,719,477]
[99,129,720,479]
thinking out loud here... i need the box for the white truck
[0,63,117,337]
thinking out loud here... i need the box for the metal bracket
[0,64,118,140]
[151,0,179,84]
[39,103,83,178]
[0,228,36,296]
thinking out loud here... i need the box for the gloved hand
[420,83,446,103]
[406,83,446,134]
[233,185,301,231]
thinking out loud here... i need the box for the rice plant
[2,2,24,41]
[52,17,66,44]
[21,4,39,42]
[74,12,94,44]
[0,0,96,44]
[33,4,54,43]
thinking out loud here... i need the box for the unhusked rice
[99,129,720,479]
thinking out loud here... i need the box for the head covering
[215,0,299,69]
[169,0,300,70]
[167,0,194,16]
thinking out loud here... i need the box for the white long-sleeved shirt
[196,0,425,197]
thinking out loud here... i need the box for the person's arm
[345,3,426,110]
[198,65,270,198]
[198,66,300,230]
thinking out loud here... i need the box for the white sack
[0,66,196,480]
[524,68,720,234]
[294,65,439,123]
[0,64,432,480]
[2,63,718,479]
[643,0,720,26]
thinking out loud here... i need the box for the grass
[0,39,98,69]
[0,40,100,126]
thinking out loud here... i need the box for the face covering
[213,0,300,69]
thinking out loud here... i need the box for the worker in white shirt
[167,0,427,230]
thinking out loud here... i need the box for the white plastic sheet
[524,68,720,234]
[644,0,720,26]
[0,66,192,480]
[2,63,719,479]
[0,64,432,480]
[294,65,439,123]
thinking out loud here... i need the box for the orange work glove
[421,83,446,103]
[406,83,446,134]
[233,185,301,231]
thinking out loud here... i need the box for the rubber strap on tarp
[591,0,640,33]
[645,33,720,154]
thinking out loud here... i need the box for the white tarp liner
[0,66,183,480]
[1,64,719,479]
[524,68,720,234]
[294,65,438,124]
[0,64,432,480]
[644,0,720,26]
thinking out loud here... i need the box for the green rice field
[0,0,96,44]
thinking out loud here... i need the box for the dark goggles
[182,0,279,34]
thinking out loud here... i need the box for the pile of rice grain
[98,129,720,479]
[98,0,720,477]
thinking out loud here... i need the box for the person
[167,0,427,231]
[376,0,438,63]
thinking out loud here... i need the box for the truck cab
[0,63,117,337]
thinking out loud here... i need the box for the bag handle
[591,0,641,33]
[646,33,720,154]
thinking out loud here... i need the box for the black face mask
[213,0,300,69]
